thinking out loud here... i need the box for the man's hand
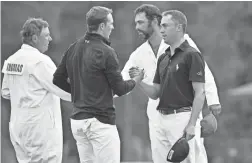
[184,124,195,141]
[129,66,144,83]
[209,104,221,117]
[129,66,142,78]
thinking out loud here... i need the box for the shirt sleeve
[121,51,138,81]
[104,50,136,96]
[33,61,71,102]
[53,49,71,93]
[187,52,205,83]
[204,62,220,105]
[1,74,10,99]
[153,56,162,84]
[115,50,138,98]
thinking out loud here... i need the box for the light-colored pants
[70,118,120,163]
[149,111,208,163]
[9,109,62,163]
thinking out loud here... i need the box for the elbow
[145,90,159,100]
[113,87,133,97]
[150,87,160,100]
[1,90,10,100]
[113,81,135,96]
[113,89,125,97]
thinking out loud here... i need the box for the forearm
[113,64,134,98]
[45,75,71,101]
[111,79,136,96]
[51,86,71,102]
[139,82,159,100]
[189,90,205,125]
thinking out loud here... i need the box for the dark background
[1,1,252,163]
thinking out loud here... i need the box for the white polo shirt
[121,34,220,122]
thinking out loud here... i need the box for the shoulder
[184,44,202,59]
[127,41,149,61]
[88,38,113,55]
[134,41,149,54]
[184,46,204,65]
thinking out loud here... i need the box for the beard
[137,24,154,40]
[138,30,150,40]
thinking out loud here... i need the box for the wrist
[132,78,138,84]
[188,120,196,126]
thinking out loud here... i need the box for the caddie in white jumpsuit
[121,4,221,163]
[1,18,71,163]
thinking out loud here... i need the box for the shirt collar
[176,40,189,51]
[21,44,40,53]
[165,40,189,54]
[84,32,111,46]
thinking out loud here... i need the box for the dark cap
[167,137,190,162]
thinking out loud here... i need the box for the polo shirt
[53,32,136,125]
[153,40,205,110]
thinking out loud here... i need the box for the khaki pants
[70,118,120,163]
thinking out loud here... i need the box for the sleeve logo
[197,71,202,76]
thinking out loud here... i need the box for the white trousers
[149,111,208,163]
[70,118,120,163]
[9,108,62,163]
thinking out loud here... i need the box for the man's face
[135,12,154,40]
[103,13,114,39]
[160,15,179,44]
[36,27,52,53]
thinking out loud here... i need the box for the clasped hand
[128,66,145,83]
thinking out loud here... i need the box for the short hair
[134,4,162,25]
[20,18,49,44]
[162,10,187,33]
[86,6,113,32]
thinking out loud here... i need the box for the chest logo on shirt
[176,64,179,71]
[2,60,24,75]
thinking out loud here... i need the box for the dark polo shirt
[53,32,136,125]
[153,40,205,110]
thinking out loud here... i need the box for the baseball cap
[167,137,190,162]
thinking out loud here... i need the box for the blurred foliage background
[1,1,252,163]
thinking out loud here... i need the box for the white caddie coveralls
[1,44,71,163]
[121,34,220,163]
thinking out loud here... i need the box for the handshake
[128,66,145,84]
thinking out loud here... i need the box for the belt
[158,107,192,115]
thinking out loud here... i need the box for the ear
[32,35,38,43]
[176,24,183,32]
[152,17,158,26]
[100,22,105,30]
